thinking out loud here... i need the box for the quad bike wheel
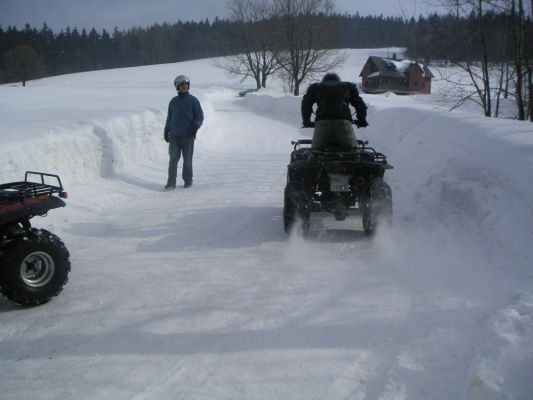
[362,178,392,236]
[0,228,70,306]
[283,182,311,235]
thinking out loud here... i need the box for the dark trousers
[167,136,195,185]
[311,119,357,150]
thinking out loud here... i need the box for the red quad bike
[283,135,394,236]
[0,172,70,306]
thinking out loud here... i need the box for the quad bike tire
[283,182,311,235]
[362,178,393,236]
[0,228,70,306]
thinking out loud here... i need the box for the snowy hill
[1,49,532,400]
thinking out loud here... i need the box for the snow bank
[0,110,166,184]
[468,292,533,400]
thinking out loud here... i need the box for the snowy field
[1,49,532,400]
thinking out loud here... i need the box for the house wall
[360,63,377,92]
[364,77,409,94]
[423,77,431,94]
[408,67,422,93]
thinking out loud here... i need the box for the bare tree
[507,0,528,119]
[524,1,532,121]
[491,0,532,120]
[477,0,492,116]
[437,0,532,120]
[434,0,502,116]
[271,0,345,96]
[220,0,282,89]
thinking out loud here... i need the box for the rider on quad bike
[301,72,368,150]
[283,73,392,235]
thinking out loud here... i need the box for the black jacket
[301,80,367,125]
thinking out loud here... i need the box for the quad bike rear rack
[290,139,393,169]
[0,171,67,202]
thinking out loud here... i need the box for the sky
[0,0,443,32]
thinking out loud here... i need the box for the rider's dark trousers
[311,119,357,150]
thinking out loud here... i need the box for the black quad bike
[0,172,70,306]
[283,134,393,236]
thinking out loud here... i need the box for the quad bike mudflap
[0,171,70,306]
[283,139,393,236]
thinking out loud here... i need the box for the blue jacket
[165,92,204,137]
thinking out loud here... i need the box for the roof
[421,64,434,78]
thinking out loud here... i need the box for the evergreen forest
[0,13,476,84]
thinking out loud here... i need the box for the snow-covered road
[1,50,532,400]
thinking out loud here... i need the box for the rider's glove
[164,127,169,143]
[355,119,368,128]
[303,121,315,128]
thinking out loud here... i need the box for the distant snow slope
[0,49,532,400]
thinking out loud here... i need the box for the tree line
[0,19,235,85]
[0,10,409,87]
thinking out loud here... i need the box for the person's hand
[164,128,169,143]
[302,121,315,128]
[355,119,368,128]
[191,128,198,139]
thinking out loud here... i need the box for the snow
[384,58,412,74]
[1,49,533,400]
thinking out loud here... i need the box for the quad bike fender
[0,196,65,226]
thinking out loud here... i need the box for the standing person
[301,72,368,150]
[164,75,204,190]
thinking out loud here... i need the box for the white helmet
[174,75,190,89]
